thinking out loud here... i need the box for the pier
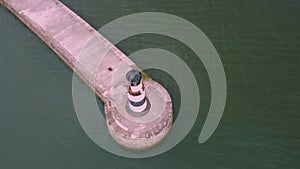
[1,0,173,149]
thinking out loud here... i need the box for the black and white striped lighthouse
[126,70,148,113]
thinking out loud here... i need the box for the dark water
[0,0,299,168]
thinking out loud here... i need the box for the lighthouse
[126,69,148,114]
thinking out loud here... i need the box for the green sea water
[0,0,299,168]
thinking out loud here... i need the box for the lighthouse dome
[126,69,142,84]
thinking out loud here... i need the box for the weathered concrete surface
[1,0,173,149]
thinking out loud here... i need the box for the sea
[0,0,299,168]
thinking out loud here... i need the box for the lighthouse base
[104,80,173,150]
[126,98,151,117]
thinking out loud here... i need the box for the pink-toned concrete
[1,0,173,149]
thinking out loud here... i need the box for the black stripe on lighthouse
[129,97,146,107]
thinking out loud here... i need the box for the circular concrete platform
[104,80,173,150]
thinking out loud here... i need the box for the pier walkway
[1,0,172,149]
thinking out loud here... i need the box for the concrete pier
[1,0,173,149]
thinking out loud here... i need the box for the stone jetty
[1,0,173,149]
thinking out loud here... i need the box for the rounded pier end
[104,80,173,150]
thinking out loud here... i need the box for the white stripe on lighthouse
[130,82,143,92]
[127,91,145,102]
